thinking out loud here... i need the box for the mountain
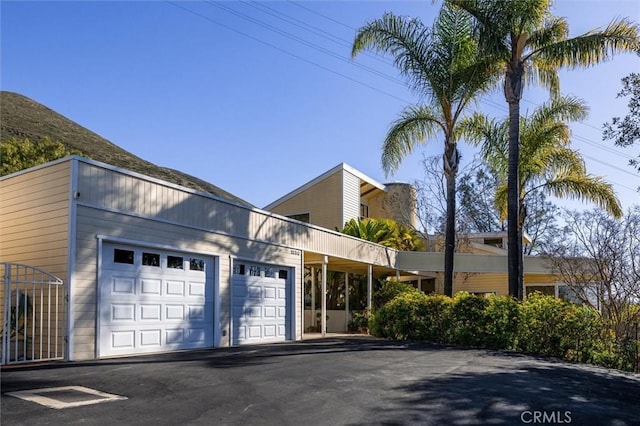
[0,91,253,207]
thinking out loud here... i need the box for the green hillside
[0,91,253,207]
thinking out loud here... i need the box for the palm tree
[341,218,424,251]
[463,95,623,265]
[449,0,639,298]
[352,5,497,296]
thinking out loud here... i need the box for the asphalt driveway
[2,337,639,425]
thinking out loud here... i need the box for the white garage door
[99,243,215,357]
[232,262,291,345]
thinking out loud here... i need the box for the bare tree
[544,207,640,343]
[413,155,448,236]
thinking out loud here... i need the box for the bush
[418,294,454,343]
[450,292,490,346]
[369,292,453,343]
[349,310,370,333]
[370,292,428,340]
[372,290,637,372]
[374,280,420,311]
[518,293,572,358]
[483,295,520,350]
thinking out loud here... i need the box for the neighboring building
[1,157,563,363]
[264,163,418,231]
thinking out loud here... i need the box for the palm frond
[529,95,589,124]
[382,106,443,175]
[352,13,434,96]
[531,17,640,68]
[542,174,623,218]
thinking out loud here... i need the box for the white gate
[1,263,65,365]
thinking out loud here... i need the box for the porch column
[418,276,422,293]
[367,264,373,312]
[311,267,316,330]
[344,272,350,332]
[322,256,328,337]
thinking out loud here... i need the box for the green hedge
[369,291,635,371]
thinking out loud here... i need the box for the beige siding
[0,162,71,360]
[434,272,559,297]
[524,273,559,285]
[266,170,343,230]
[0,161,70,279]
[454,273,508,296]
[72,206,303,360]
[76,162,396,268]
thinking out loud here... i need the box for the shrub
[374,280,420,311]
[369,292,453,343]
[370,292,427,340]
[349,310,370,333]
[371,289,636,372]
[450,292,490,346]
[518,293,570,357]
[483,295,520,350]
[418,294,453,343]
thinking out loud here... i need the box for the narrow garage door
[99,243,215,357]
[232,261,291,345]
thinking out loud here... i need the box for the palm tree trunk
[505,62,524,299]
[518,200,527,299]
[443,145,459,297]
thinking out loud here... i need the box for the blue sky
[2,0,639,211]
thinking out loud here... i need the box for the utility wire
[166,1,409,104]
[204,1,406,85]
[168,1,639,192]
[286,1,637,164]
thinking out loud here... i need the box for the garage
[98,242,215,357]
[231,261,291,345]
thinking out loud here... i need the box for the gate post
[2,263,11,365]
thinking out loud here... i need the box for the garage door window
[114,249,134,264]
[189,258,205,271]
[167,256,184,269]
[142,252,160,267]
[233,264,245,275]
[249,265,261,276]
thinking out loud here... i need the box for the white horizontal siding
[76,161,396,269]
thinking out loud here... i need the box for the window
[264,268,276,278]
[142,252,160,267]
[483,238,504,248]
[360,203,369,219]
[287,213,310,223]
[279,270,288,280]
[114,249,134,264]
[249,265,261,277]
[526,285,555,297]
[167,256,184,269]
[233,264,245,275]
[189,258,205,271]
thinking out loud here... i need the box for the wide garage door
[99,242,215,357]
[232,261,291,345]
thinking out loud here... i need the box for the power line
[243,0,396,68]
[284,1,638,166]
[166,1,409,104]
[203,1,406,85]
[168,1,639,192]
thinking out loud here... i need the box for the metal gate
[1,263,65,365]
